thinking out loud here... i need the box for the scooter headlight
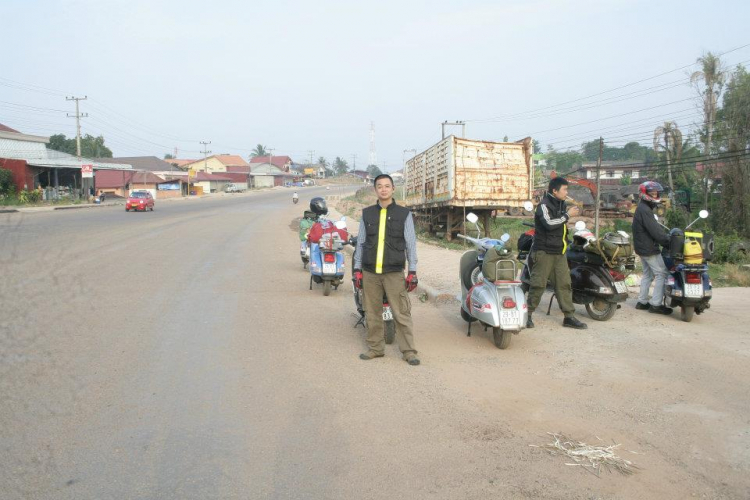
[599,287,613,294]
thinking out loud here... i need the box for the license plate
[383,307,393,321]
[322,263,337,274]
[500,310,520,326]
[614,281,627,294]
[684,283,703,298]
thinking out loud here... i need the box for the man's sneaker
[403,353,420,366]
[635,302,651,310]
[526,315,535,329]
[649,305,673,315]
[359,351,384,360]
[563,317,588,330]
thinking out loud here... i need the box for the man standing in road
[526,177,588,330]
[353,174,420,366]
[632,181,673,314]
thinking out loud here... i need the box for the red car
[126,191,155,212]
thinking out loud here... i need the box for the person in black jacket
[632,181,672,314]
[527,177,587,330]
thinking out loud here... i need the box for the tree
[317,156,328,168]
[653,121,683,191]
[333,157,349,176]
[532,139,542,154]
[545,146,584,174]
[0,168,14,196]
[164,153,175,159]
[692,52,726,208]
[367,164,383,178]
[502,135,509,142]
[251,144,269,157]
[47,133,113,158]
[715,65,750,236]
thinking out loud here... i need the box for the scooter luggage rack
[490,259,518,283]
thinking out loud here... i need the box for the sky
[2,0,750,171]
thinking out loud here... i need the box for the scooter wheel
[323,280,332,296]
[385,321,396,345]
[680,305,695,322]
[492,327,512,349]
[585,299,616,321]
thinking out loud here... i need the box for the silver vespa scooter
[458,212,528,349]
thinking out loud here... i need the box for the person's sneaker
[526,315,535,328]
[403,353,420,366]
[635,302,651,310]
[359,351,385,360]
[649,305,673,315]
[563,317,588,329]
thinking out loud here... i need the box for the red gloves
[353,270,363,289]
[406,272,418,292]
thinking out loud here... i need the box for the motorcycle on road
[308,218,348,296]
[458,212,527,349]
[660,209,713,322]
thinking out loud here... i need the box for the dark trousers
[527,250,576,318]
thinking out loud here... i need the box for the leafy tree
[692,52,726,207]
[164,153,175,159]
[333,157,349,176]
[367,164,383,178]
[715,65,750,236]
[532,139,542,154]
[317,156,328,168]
[47,133,112,158]
[545,146,584,174]
[251,144,269,157]
[502,135,509,142]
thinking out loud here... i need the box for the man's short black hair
[373,174,394,187]
[548,177,569,194]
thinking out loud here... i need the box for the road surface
[1,187,749,499]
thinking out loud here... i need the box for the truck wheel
[323,280,332,296]
[680,305,695,322]
[492,327,512,349]
[385,321,396,345]
[585,299,616,321]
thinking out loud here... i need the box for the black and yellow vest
[361,202,410,274]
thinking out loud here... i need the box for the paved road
[2,187,749,500]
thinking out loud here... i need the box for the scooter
[299,211,318,269]
[660,209,713,322]
[309,218,347,296]
[458,212,527,349]
[350,236,396,345]
[518,207,630,321]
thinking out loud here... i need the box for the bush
[0,168,14,196]
[713,233,750,264]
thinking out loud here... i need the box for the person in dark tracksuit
[526,177,588,330]
[353,174,420,366]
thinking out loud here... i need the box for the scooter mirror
[500,233,510,243]
[574,221,586,231]
[699,209,709,219]
[466,213,479,224]
[654,214,659,221]
[523,201,534,212]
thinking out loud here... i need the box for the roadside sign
[81,164,94,178]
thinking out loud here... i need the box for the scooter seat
[494,280,521,285]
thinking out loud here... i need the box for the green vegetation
[48,133,113,158]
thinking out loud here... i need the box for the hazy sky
[2,0,749,170]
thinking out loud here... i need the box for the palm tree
[691,52,726,208]
[251,144,268,158]
[653,121,683,192]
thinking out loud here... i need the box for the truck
[404,135,533,240]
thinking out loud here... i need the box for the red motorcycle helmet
[639,181,664,204]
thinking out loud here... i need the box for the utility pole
[351,154,357,173]
[268,148,275,171]
[594,136,603,238]
[197,141,211,195]
[67,96,88,199]
[442,120,466,140]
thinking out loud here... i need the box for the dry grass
[531,433,640,477]
[710,262,750,287]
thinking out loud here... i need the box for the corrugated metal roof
[0,138,131,170]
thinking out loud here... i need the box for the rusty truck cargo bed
[404,136,533,210]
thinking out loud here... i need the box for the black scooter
[518,221,632,321]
